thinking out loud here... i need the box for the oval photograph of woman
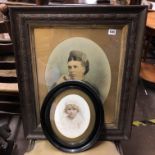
[45,37,111,102]
[53,94,90,139]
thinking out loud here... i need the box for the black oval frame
[40,81,104,153]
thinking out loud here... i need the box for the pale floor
[121,81,155,155]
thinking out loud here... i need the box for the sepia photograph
[45,37,111,103]
[53,94,90,138]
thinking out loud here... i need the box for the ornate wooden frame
[9,5,147,140]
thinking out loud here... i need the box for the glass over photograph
[53,94,90,139]
[34,26,127,129]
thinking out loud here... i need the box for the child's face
[66,107,78,119]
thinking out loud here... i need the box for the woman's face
[67,60,85,80]
[66,107,78,119]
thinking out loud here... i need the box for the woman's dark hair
[68,50,89,75]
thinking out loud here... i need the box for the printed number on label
[108,29,116,35]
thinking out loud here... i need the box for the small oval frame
[40,81,104,153]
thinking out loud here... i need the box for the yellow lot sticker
[149,119,155,123]
[132,119,155,127]
[132,121,146,127]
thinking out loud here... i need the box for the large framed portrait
[41,81,103,152]
[9,5,147,140]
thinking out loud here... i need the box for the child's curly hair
[64,104,80,113]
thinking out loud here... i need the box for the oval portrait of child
[45,37,111,103]
[53,94,90,139]
[40,81,103,153]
